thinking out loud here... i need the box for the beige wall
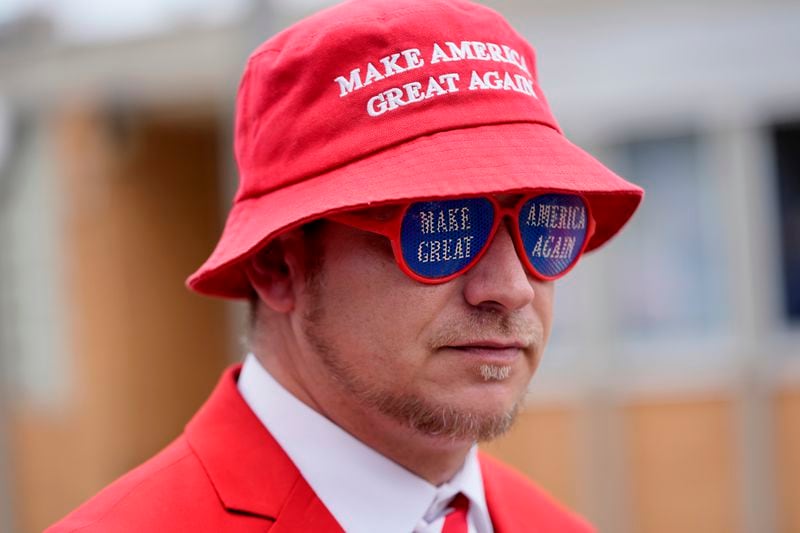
[776,389,800,533]
[11,104,233,533]
[623,397,738,533]
[484,392,800,533]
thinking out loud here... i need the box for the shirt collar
[421,446,494,533]
[237,353,492,533]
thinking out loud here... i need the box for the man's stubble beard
[301,264,538,443]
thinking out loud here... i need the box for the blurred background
[0,0,798,531]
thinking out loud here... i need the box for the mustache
[427,308,543,349]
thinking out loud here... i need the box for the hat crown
[234,0,559,202]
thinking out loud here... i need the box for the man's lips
[453,340,527,350]
[441,340,527,361]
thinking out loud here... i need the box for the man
[49,0,642,531]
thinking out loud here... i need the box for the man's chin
[374,391,523,443]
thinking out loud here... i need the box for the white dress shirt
[237,353,494,533]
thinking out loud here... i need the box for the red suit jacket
[48,366,594,532]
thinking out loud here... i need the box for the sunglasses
[329,192,596,284]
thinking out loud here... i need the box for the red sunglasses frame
[328,192,596,284]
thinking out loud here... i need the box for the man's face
[291,206,554,444]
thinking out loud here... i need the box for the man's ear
[246,232,307,314]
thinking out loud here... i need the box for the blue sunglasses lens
[400,198,495,279]
[518,194,589,278]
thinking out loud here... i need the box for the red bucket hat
[188,0,643,299]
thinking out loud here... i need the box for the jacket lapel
[185,365,344,532]
[268,474,344,533]
[480,452,539,533]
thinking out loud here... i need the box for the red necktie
[441,493,470,533]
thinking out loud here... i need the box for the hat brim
[188,122,643,298]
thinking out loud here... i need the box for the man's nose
[462,221,535,311]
